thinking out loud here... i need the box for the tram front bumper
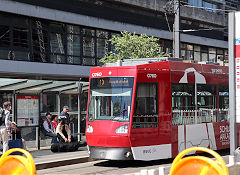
[88,146,134,160]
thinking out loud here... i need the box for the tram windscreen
[88,77,134,122]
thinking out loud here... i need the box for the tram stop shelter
[0,78,89,149]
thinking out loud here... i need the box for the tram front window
[88,77,134,122]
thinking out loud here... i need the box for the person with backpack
[43,112,57,144]
[0,101,11,154]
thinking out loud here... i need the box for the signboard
[17,96,39,127]
[90,77,134,89]
[235,12,240,123]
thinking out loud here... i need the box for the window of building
[132,83,158,128]
[49,23,65,64]
[32,20,49,63]
[188,0,218,12]
[164,40,173,56]
[209,47,216,62]
[194,45,201,62]
[0,25,10,60]
[83,28,95,66]
[13,27,28,49]
[66,25,81,64]
[13,25,30,61]
[201,46,208,61]
[96,30,108,59]
[223,50,228,65]
[0,26,10,48]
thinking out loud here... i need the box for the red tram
[86,59,239,160]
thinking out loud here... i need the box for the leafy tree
[100,31,169,63]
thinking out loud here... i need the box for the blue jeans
[45,132,57,144]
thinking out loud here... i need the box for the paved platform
[30,146,90,170]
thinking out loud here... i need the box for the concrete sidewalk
[30,146,90,170]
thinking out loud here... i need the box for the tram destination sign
[91,77,134,88]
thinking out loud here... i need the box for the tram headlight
[115,125,128,134]
[87,124,93,133]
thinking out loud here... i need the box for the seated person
[43,112,57,144]
[10,122,27,150]
[56,116,71,143]
[51,115,58,129]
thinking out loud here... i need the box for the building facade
[0,0,239,148]
[0,0,238,69]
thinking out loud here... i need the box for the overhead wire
[164,13,172,32]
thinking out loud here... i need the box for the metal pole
[12,92,16,122]
[37,93,42,150]
[57,93,61,115]
[229,12,236,155]
[78,82,83,142]
[173,0,180,58]
[195,81,197,124]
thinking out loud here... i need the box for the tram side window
[132,83,158,128]
[171,83,195,125]
[197,84,217,123]
[219,85,229,122]
[172,83,195,110]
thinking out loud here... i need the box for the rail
[172,108,229,125]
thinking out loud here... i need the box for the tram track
[37,149,230,175]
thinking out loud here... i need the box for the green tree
[100,31,169,63]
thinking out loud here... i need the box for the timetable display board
[236,12,240,123]
[17,96,39,127]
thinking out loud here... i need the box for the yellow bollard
[0,148,37,175]
[170,147,229,175]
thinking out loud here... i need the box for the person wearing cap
[43,112,57,144]
[56,115,71,143]
[59,106,70,124]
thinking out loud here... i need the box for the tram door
[130,82,160,159]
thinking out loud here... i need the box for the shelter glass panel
[42,93,58,113]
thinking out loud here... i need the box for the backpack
[0,108,5,126]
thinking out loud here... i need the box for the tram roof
[102,58,228,74]
[0,78,89,94]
